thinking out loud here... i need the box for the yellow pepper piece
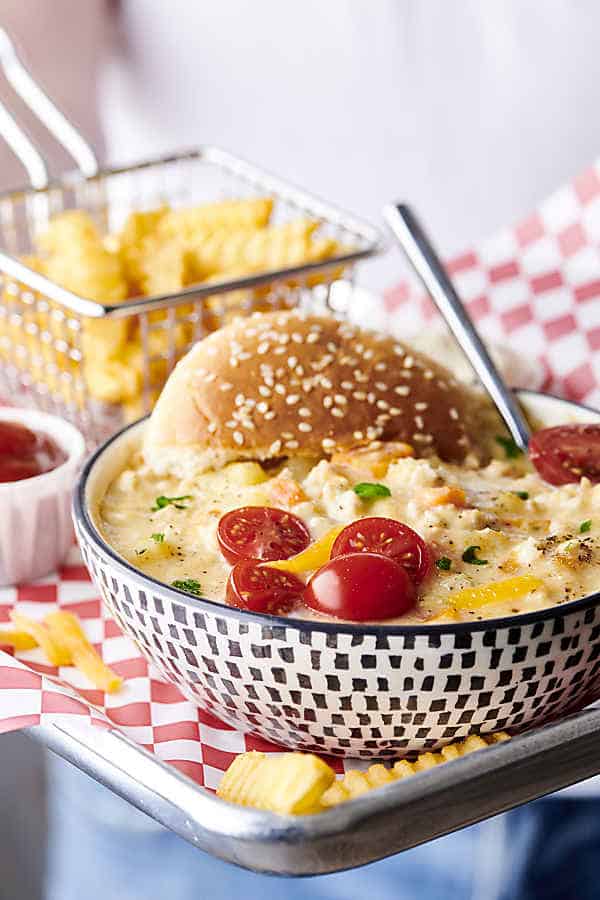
[449,575,542,611]
[266,525,345,574]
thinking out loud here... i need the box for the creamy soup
[99,441,600,624]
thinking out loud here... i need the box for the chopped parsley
[436,557,452,571]
[171,579,202,595]
[151,495,192,511]
[353,483,391,500]
[462,545,488,565]
[151,532,165,543]
[580,520,592,533]
[513,491,529,500]
[495,435,523,459]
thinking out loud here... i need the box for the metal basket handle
[0,28,98,187]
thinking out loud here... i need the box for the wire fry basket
[0,30,383,444]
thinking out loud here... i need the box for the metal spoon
[383,203,531,451]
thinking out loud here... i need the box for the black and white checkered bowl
[74,390,600,758]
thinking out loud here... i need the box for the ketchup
[0,421,66,483]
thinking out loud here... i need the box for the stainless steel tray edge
[25,707,600,876]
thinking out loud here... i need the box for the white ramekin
[0,408,86,586]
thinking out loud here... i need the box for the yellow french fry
[10,612,72,666]
[45,611,122,693]
[0,629,38,650]
[450,575,543,611]
[267,526,345,574]
[217,751,334,814]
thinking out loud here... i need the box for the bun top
[143,310,485,476]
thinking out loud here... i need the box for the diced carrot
[426,486,467,507]
[332,441,414,478]
[268,477,307,507]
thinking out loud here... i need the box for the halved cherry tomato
[217,506,310,565]
[0,421,65,483]
[331,517,432,585]
[226,560,304,614]
[303,552,414,621]
[529,424,600,485]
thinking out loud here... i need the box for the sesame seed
[320,376,333,390]
[366,426,380,440]
[298,407,311,417]
[424,369,434,380]
[353,391,366,401]
[259,386,271,397]
[375,382,388,392]
[295,365,304,377]
[234,393,245,406]
[257,341,270,354]
[288,356,298,368]
[354,370,369,383]
[415,402,428,411]
[449,407,459,420]
[264,411,276,420]
[226,420,237,429]
[233,431,244,446]
[275,384,285,396]
[404,356,414,368]
[208,422,217,434]
[353,430,364,440]
[367,392,376,404]
[322,438,336,450]
[415,415,424,430]
[269,439,282,455]
[327,342,338,353]
[374,361,387,371]
[292,332,303,343]
[203,372,216,382]
[219,382,233,391]
[274,346,285,355]
[363,349,374,360]
[376,400,389,410]
[298,422,312,432]
[257,401,269,414]
[306,332,319,343]
[389,407,403,416]
[282,431,293,440]
[393,345,405,356]
[285,439,300,450]
[323,396,333,409]
[331,407,345,418]
[238,352,251,361]
[395,385,410,396]
[334,394,348,405]
[286,394,300,405]
[341,380,354,390]
[413,433,433,444]
[229,358,239,367]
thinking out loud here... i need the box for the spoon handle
[384,203,531,452]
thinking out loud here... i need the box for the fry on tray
[0,629,38,650]
[216,750,335,815]
[44,611,122,693]
[217,733,510,814]
[9,611,71,666]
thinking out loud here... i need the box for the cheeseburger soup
[98,312,600,625]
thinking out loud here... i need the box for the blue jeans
[45,755,600,900]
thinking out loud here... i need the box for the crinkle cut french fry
[0,629,38,650]
[217,751,334,815]
[44,611,122,693]
[9,612,71,666]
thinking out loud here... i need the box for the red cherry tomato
[0,421,65,483]
[303,552,415,621]
[217,506,310,565]
[331,517,432,585]
[226,560,305,614]
[529,424,600,486]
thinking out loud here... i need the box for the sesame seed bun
[143,311,486,476]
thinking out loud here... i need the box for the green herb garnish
[495,436,523,459]
[436,557,452,571]
[462,545,488,565]
[172,579,202,595]
[580,520,592,533]
[151,495,192,511]
[151,532,165,543]
[513,491,529,500]
[353,483,391,500]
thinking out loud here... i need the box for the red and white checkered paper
[2,160,600,789]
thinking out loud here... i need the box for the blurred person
[2,2,600,898]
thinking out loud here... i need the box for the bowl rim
[74,388,600,636]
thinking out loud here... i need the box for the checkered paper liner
[2,160,600,790]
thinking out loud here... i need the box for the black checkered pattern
[77,526,600,759]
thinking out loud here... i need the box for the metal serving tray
[25,707,600,876]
